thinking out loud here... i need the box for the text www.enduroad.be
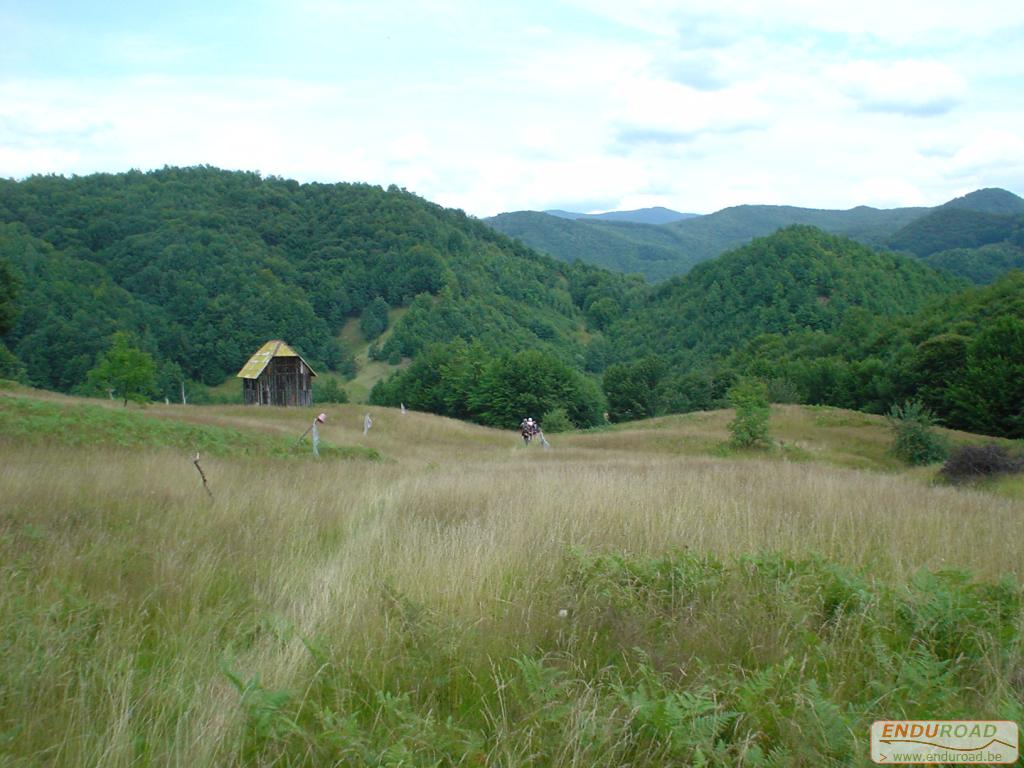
[889,751,1005,763]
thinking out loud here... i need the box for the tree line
[1,169,1021,439]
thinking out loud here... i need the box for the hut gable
[237,340,317,406]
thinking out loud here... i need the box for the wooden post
[193,453,213,499]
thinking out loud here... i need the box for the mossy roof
[236,340,318,380]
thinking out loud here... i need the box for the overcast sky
[2,1,1023,216]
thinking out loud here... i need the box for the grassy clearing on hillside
[0,395,380,461]
[0,393,1021,766]
[340,308,411,403]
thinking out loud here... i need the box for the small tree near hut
[86,332,157,406]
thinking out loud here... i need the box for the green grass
[0,394,381,461]
[0,389,1021,766]
[339,307,410,403]
[238,550,1018,766]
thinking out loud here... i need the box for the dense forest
[369,341,606,429]
[1,168,1021,437]
[485,187,1024,283]
[884,190,1024,283]
[485,201,931,281]
[482,211,702,282]
[0,167,640,405]
[719,271,1024,437]
[605,226,964,369]
[594,228,1023,438]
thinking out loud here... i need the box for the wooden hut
[237,340,316,406]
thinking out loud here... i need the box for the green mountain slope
[663,202,930,257]
[544,206,698,225]
[483,211,706,281]
[608,226,965,369]
[486,201,933,281]
[919,242,1024,284]
[0,167,627,397]
[941,187,1024,215]
[723,270,1024,437]
[884,189,1024,282]
[487,190,1024,285]
[887,208,1023,258]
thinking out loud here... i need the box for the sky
[2,0,1023,217]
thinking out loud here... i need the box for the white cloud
[943,130,1024,189]
[831,60,967,116]
[0,2,1022,216]
[849,177,928,208]
[569,0,1024,42]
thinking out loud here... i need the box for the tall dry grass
[1,399,1022,765]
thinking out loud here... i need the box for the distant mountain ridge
[544,206,699,225]
[484,188,1024,283]
[940,187,1024,215]
[483,211,707,282]
[886,190,1024,283]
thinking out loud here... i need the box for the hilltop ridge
[485,188,1024,282]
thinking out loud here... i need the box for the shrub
[887,400,949,465]
[938,443,1023,484]
[540,406,573,433]
[766,376,801,404]
[727,379,771,448]
[360,297,390,340]
[316,378,349,404]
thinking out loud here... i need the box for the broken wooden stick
[294,413,327,453]
[193,452,213,499]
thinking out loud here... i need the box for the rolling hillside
[940,187,1024,215]
[1,171,1020,441]
[887,207,1022,257]
[883,189,1024,282]
[544,206,698,225]
[667,201,929,255]
[483,211,707,281]
[485,188,1024,283]
[607,225,963,368]
[0,167,632,399]
[485,201,933,281]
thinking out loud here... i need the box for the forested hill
[485,189,1024,283]
[544,207,697,225]
[606,225,965,370]
[941,187,1024,215]
[884,191,1024,283]
[483,211,706,281]
[485,201,931,281]
[0,167,638,396]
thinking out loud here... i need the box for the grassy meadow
[1,389,1022,766]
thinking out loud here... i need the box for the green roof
[236,340,317,380]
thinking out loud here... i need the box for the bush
[360,297,390,340]
[727,379,771,448]
[888,400,949,466]
[316,378,349,404]
[766,376,801,404]
[540,406,573,433]
[939,443,1023,484]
